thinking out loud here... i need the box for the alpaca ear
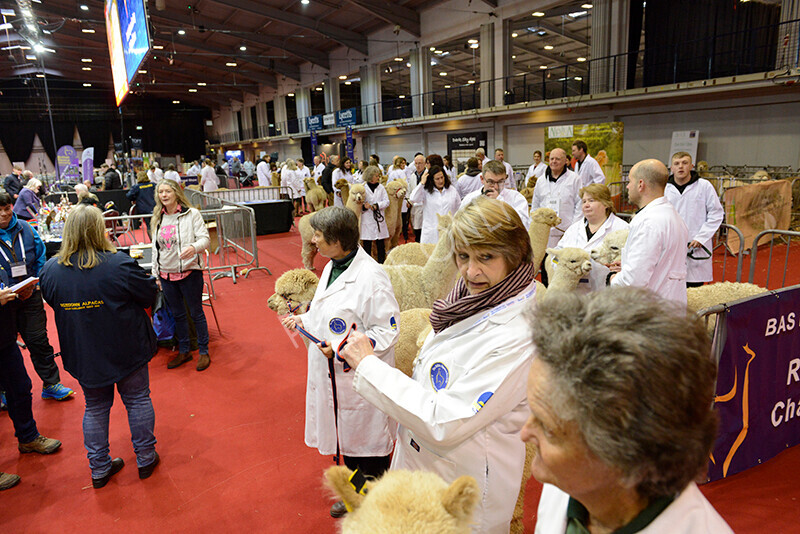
[545,247,557,256]
[324,466,366,512]
[442,476,480,521]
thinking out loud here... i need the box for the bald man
[609,159,688,304]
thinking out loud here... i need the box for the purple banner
[345,126,354,161]
[56,145,80,181]
[707,285,800,482]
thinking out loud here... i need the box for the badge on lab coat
[546,197,560,217]
[430,362,449,391]
[472,391,494,413]
[329,317,347,334]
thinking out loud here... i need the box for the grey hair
[309,206,359,252]
[528,287,717,500]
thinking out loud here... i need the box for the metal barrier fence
[714,223,747,282]
[747,229,800,289]
[203,186,292,204]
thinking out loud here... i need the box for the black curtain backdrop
[644,0,780,86]
[77,121,112,163]
[37,121,77,165]
[0,121,36,164]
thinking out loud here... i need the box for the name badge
[546,197,560,217]
[10,262,26,278]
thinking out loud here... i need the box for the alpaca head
[268,269,320,315]
[751,170,771,181]
[546,247,592,280]
[590,229,629,265]
[304,177,317,189]
[531,207,562,228]
[349,183,366,204]
[385,179,407,200]
[335,178,350,192]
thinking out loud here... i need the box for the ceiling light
[434,50,443,54]
[511,55,516,59]
[189,88,197,92]
[33,43,45,53]
[470,43,479,49]
[239,45,247,51]
[581,3,593,8]
[576,57,587,62]
[467,39,478,44]
[197,82,207,86]
[406,62,411,67]
[138,69,147,74]
[338,75,347,80]
[574,76,583,80]
[467,80,475,84]
[568,10,588,17]
[439,71,447,76]
[80,4,89,10]
[81,58,92,63]
[398,95,405,99]
[429,46,436,51]
[1,8,15,16]
[315,87,323,91]
[301,0,309,4]
[532,11,545,17]
[544,45,554,50]
[173,100,180,104]
[344,81,351,85]
[539,65,548,69]
[83,83,92,87]
[178,29,186,35]
[82,67,92,71]
[36,74,44,78]
[537,30,547,36]
[82,28,95,33]
[394,57,403,62]
[136,126,143,130]
[153,45,164,50]
[511,32,518,38]
[444,84,451,88]
[25,54,35,60]
[226,62,237,67]
[287,92,294,96]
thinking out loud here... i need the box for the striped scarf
[429,262,535,334]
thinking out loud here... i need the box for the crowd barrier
[204,186,292,204]
[747,229,800,289]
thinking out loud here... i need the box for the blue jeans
[81,364,157,479]
[0,341,39,443]
[160,270,209,355]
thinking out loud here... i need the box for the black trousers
[342,454,391,480]
[16,290,60,387]
[687,281,704,288]
[0,340,39,443]
[362,239,386,263]
[401,211,410,240]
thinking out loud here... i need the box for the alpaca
[304,177,327,212]
[346,183,366,226]
[394,308,432,377]
[382,213,459,311]
[544,247,593,292]
[384,179,408,251]
[529,208,562,275]
[335,178,350,207]
[384,243,436,266]
[271,172,280,187]
[590,229,629,265]
[297,190,364,270]
[325,467,479,534]
[519,187,534,205]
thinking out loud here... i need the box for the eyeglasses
[484,178,505,187]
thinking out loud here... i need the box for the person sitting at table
[13,179,43,221]
[524,287,733,533]
[74,184,100,208]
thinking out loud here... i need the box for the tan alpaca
[382,214,460,311]
[394,308,432,377]
[544,247,592,292]
[304,177,327,212]
[335,178,350,207]
[346,183,365,227]
[384,243,436,266]
[529,208,562,275]
[325,467,479,534]
[384,179,408,251]
[271,172,280,187]
[297,190,364,270]
[519,187,534,205]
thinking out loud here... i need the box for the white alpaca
[544,247,593,292]
[529,208,562,275]
[346,183,366,227]
[590,229,629,265]
[384,243,436,266]
[383,213,459,311]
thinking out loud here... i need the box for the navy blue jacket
[3,173,23,198]
[40,251,158,388]
[0,214,46,283]
[126,181,157,215]
[0,263,18,348]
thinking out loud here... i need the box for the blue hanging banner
[336,107,357,127]
[307,115,323,131]
[310,130,318,158]
[345,126,354,160]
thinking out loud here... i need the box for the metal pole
[39,56,60,185]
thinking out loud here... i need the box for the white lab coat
[408,183,461,244]
[550,214,629,293]
[295,247,400,457]
[297,165,311,191]
[575,154,606,186]
[403,170,421,213]
[387,168,406,183]
[531,168,583,248]
[187,164,201,177]
[256,161,270,187]
[456,172,483,199]
[312,162,325,180]
[354,282,538,534]
[665,178,723,283]
[200,166,219,192]
[611,196,688,305]
[498,160,515,189]
[535,483,733,534]
[360,184,390,240]
[460,188,531,230]
[281,168,303,199]
[526,162,546,181]
[332,168,353,208]
[164,170,181,183]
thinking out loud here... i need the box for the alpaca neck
[422,229,458,293]
[548,272,582,292]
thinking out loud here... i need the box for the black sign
[447,132,487,153]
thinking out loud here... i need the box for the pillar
[480,23,495,109]
[591,0,630,94]
[360,64,383,124]
[274,96,288,136]
[410,47,433,117]
[296,87,311,133]
[324,77,340,114]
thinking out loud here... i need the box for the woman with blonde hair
[339,196,538,533]
[40,205,160,488]
[150,179,212,371]
[13,178,43,221]
[549,182,629,293]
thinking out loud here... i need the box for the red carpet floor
[1,220,799,532]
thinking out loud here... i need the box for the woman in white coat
[281,159,304,216]
[549,183,629,293]
[281,206,399,519]
[340,196,538,534]
[331,157,354,208]
[407,165,461,244]
[360,166,390,263]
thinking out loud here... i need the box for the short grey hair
[482,160,506,178]
[528,287,717,500]
[309,206,359,252]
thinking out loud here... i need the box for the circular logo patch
[390,316,397,331]
[329,317,347,335]
[430,362,449,391]
[472,391,494,413]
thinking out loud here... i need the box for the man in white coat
[531,148,583,249]
[256,155,270,187]
[525,150,546,183]
[494,148,516,189]
[572,140,606,186]
[475,147,491,167]
[312,155,325,181]
[460,160,531,229]
[281,206,399,519]
[665,151,724,287]
[610,159,688,304]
